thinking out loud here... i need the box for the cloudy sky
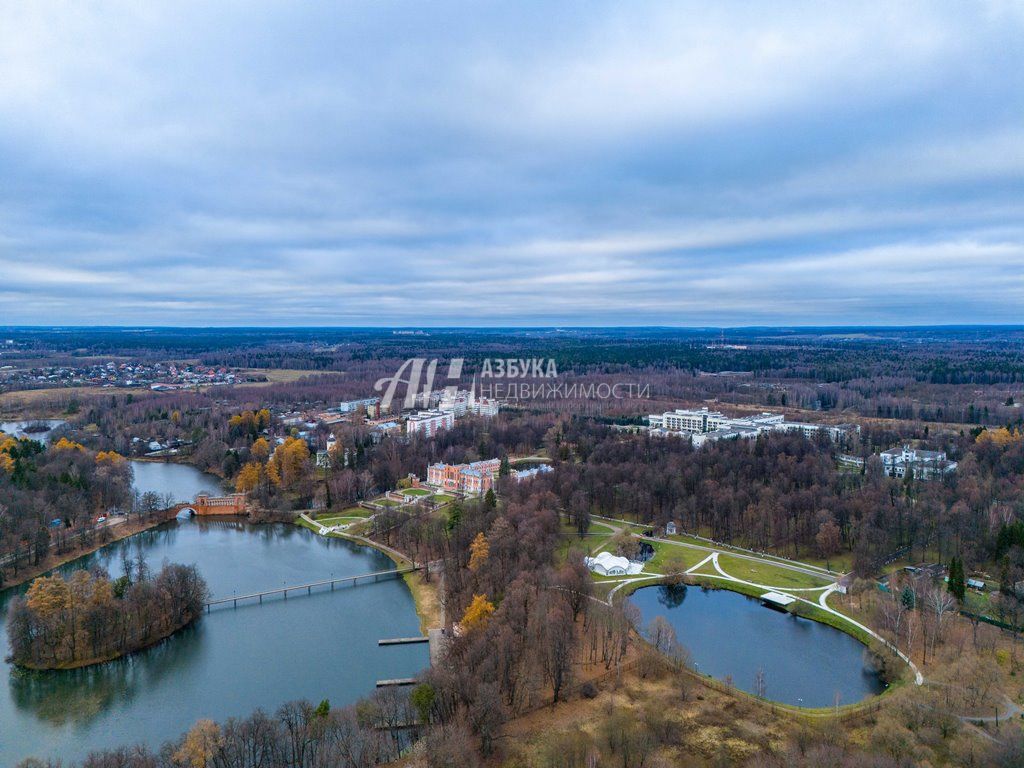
[1,1,1023,326]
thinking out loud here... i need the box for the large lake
[629,584,884,708]
[0,464,426,765]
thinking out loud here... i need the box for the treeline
[6,561,208,669]
[16,694,425,768]
[541,420,1024,579]
[367,478,639,760]
[0,435,133,586]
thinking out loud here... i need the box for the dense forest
[0,435,134,586]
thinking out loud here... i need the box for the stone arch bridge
[167,492,248,518]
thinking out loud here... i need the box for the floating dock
[760,591,796,610]
[378,636,429,646]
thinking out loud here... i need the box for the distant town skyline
[1,1,1022,326]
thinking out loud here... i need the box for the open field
[1,386,159,418]
[231,368,320,386]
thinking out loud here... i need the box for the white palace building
[647,406,857,447]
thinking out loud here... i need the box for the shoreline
[9,616,200,672]
[293,515,442,634]
[1,515,170,592]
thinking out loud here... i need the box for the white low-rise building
[584,551,645,577]
[512,463,553,482]
[880,444,957,480]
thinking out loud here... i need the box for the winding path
[597,534,924,687]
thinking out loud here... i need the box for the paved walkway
[590,513,838,582]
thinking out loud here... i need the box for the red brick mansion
[426,458,501,495]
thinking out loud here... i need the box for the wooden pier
[378,636,429,646]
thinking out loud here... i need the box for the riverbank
[293,515,442,633]
[1,515,166,591]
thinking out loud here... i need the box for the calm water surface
[129,459,226,502]
[0,420,67,444]
[629,584,884,707]
[0,465,425,765]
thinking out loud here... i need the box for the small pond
[629,584,885,708]
[0,419,68,443]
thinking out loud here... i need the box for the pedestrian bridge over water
[203,566,420,611]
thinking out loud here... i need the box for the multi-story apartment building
[438,389,501,418]
[405,409,454,437]
[339,397,381,417]
[647,406,856,446]
[470,396,500,417]
[880,445,957,480]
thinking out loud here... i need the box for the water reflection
[0,518,427,765]
[629,584,884,707]
[656,583,688,609]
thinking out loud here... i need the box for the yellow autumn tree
[460,593,495,632]
[251,436,270,462]
[53,437,85,452]
[26,574,72,623]
[976,427,1022,447]
[468,532,490,572]
[173,719,224,768]
[0,437,15,473]
[95,450,126,465]
[235,461,262,493]
[255,409,271,430]
[269,437,310,488]
[266,459,281,488]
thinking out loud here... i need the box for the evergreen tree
[499,455,511,477]
[900,585,916,610]
[484,488,497,509]
[948,556,966,603]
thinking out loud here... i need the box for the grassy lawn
[429,493,455,503]
[335,506,372,518]
[312,506,373,522]
[643,539,709,574]
[792,550,856,573]
[402,488,431,497]
[376,498,400,507]
[715,554,833,590]
[312,515,367,527]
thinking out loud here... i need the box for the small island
[5,561,209,670]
